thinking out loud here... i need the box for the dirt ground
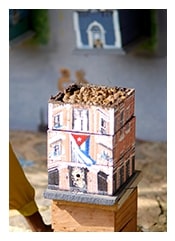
[9,130,167,232]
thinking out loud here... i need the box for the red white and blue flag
[71,133,96,166]
[71,133,90,146]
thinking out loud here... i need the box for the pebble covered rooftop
[50,83,134,107]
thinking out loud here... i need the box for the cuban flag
[71,133,96,166]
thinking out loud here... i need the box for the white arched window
[73,10,122,49]
[87,21,105,48]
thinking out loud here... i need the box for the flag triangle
[71,133,90,146]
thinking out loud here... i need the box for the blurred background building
[9,9,167,141]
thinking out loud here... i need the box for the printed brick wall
[47,83,136,195]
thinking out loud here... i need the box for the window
[132,155,135,173]
[54,114,62,129]
[113,173,117,193]
[72,108,89,131]
[126,159,130,179]
[87,21,105,48]
[53,143,61,156]
[119,128,124,141]
[48,168,59,186]
[125,121,130,133]
[97,171,108,193]
[73,10,121,50]
[119,165,124,187]
[100,118,107,134]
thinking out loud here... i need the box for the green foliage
[140,9,157,52]
[31,9,50,45]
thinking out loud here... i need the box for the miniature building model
[73,9,150,51]
[44,83,142,232]
[47,83,136,196]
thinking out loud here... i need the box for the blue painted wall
[78,11,115,45]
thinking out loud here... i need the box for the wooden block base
[51,187,138,232]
